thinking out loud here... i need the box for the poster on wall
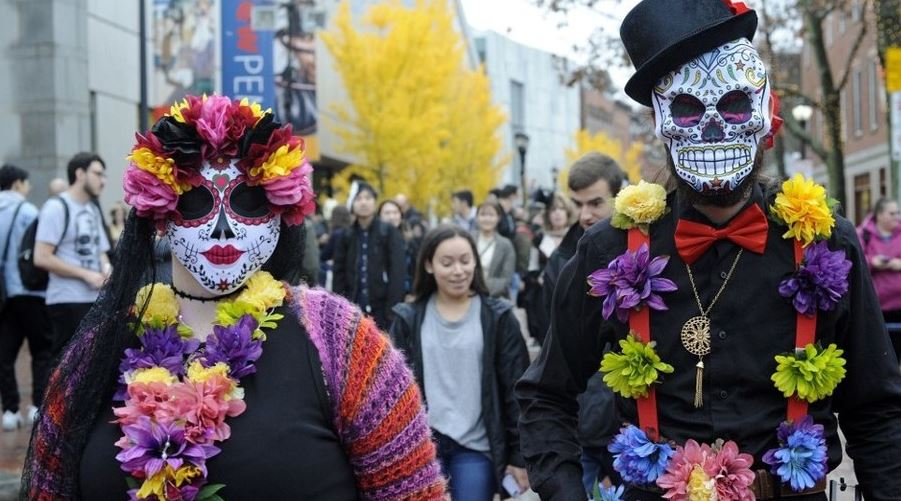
[272,1,322,142]
[150,0,218,115]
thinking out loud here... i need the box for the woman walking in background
[390,225,530,500]
[474,202,515,299]
[859,197,901,359]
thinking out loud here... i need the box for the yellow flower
[771,174,835,246]
[236,271,286,313]
[173,465,202,486]
[614,181,667,225]
[249,143,304,181]
[129,367,177,385]
[134,284,180,327]
[127,147,187,194]
[186,360,231,384]
[239,97,271,121]
[168,97,193,123]
[136,470,168,500]
[686,465,716,501]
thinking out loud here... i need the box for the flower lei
[593,176,851,498]
[113,271,286,501]
[124,94,315,229]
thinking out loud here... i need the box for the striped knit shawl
[23,286,446,500]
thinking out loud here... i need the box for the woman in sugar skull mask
[21,95,446,500]
[517,1,901,500]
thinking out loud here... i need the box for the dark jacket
[389,296,530,490]
[333,219,406,329]
[539,223,618,450]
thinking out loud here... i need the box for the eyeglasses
[88,169,107,179]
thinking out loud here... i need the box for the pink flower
[123,166,177,223]
[262,161,315,226]
[194,95,234,155]
[710,441,756,501]
[657,440,756,501]
[159,376,246,445]
[113,381,173,426]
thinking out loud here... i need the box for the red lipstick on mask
[201,245,245,265]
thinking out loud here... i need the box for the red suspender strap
[628,228,660,440]
[788,239,816,421]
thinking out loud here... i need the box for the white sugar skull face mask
[652,38,772,194]
[166,160,280,295]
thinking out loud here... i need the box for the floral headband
[123,94,315,227]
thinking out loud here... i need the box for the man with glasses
[34,152,111,358]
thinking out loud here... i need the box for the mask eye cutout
[670,94,706,128]
[176,186,215,221]
[228,182,270,218]
[717,90,752,124]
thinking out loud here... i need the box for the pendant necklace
[682,248,743,408]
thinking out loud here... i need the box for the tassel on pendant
[694,359,704,408]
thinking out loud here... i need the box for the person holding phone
[859,197,901,358]
[390,225,530,500]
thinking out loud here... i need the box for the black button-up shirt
[515,184,901,500]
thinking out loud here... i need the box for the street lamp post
[514,131,530,206]
[551,166,559,191]
[792,104,813,160]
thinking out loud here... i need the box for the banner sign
[221,0,275,110]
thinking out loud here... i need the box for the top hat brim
[625,10,758,107]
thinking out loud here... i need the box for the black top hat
[621,0,758,107]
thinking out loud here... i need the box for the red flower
[722,0,750,15]
[237,125,294,180]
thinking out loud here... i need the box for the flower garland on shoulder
[124,95,315,229]
[114,271,286,501]
[762,174,847,491]
[592,176,853,498]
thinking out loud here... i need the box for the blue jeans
[434,431,495,501]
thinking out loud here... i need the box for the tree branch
[781,113,829,161]
[772,84,821,110]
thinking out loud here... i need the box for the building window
[870,60,880,131]
[824,13,832,46]
[880,167,888,197]
[852,0,862,21]
[853,69,863,136]
[510,80,524,131]
[854,173,871,225]
[90,91,98,152]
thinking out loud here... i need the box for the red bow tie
[675,204,769,264]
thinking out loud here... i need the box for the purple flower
[608,424,674,484]
[762,415,828,492]
[120,326,199,376]
[116,417,220,478]
[588,244,677,323]
[202,314,263,378]
[779,241,851,316]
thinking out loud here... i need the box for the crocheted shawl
[22,286,446,500]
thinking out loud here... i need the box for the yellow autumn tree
[322,0,506,214]
[561,129,644,190]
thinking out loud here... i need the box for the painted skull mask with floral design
[652,38,773,194]
[166,160,281,295]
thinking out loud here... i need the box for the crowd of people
[4,0,901,499]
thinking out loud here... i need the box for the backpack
[0,202,24,310]
[18,196,68,291]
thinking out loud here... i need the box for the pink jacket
[858,216,901,312]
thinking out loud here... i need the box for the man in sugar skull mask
[21,95,446,500]
[516,1,901,500]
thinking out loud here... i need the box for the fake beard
[166,160,281,295]
[652,38,773,195]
